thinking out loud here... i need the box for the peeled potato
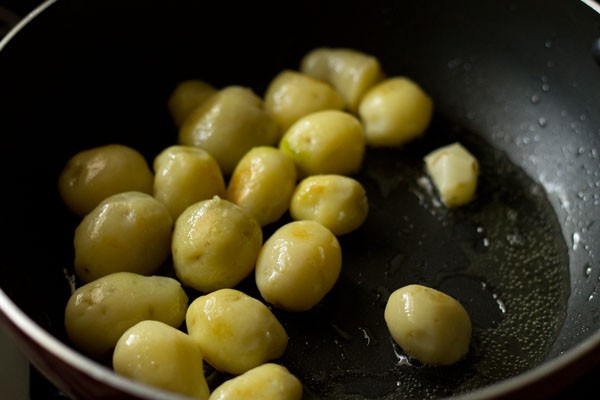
[226,146,297,227]
[424,142,479,207]
[64,272,188,359]
[209,363,302,400]
[289,174,368,236]
[255,220,342,311]
[153,145,226,220]
[358,76,434,147]
[300,47,383,112]
[186,288,288,375]
[279,110,365,178]
[58,144,154,216]
[113,320,210,400]
[167,79,217,127]
[179,85,279,175]
[171,196,262,293]
[264,69,344,135]
[73,191,173,283]
[384,284,472,366]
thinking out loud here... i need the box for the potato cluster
[58,46,478,399]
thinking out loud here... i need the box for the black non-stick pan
[1,0,600,399]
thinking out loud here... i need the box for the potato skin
[73,191,173,283]
[58,144,154,216]
[186,288,288,375]
[279,110,365,178]
[64,272,188,359]
[153,145,226,220]
[171,196,262,293]
[226,146,297,227]
[113,320,210,400]
[209,363,302,400]
[255,220,342,311]
[384,284,472,366]
[179,85,279,175]
[289,174,368,236]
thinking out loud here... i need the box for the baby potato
[172,196,262,293]
[208,363,302,400]
[358,76,434,147]
[64,272,188,359]
[226,146,297,227]
[153,145,226,220]
[289,174,368,236]
[424,142,479,208]
[279,110,365,178]
[113,320,210,400]
[168,79,217,127]
[263,69,344,136]
[384,284,472,366]
[74,191,173,283]
[300,47,384,112]
[255,220,342,312]
[179,85,279,175]
[186,288,288,375]
[58,144,154,216]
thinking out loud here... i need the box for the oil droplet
[530,94,540,104]
[572,231,581,250]
[584,262,592,277]
[538,117,547,127]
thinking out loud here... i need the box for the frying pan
[1,0,600,399]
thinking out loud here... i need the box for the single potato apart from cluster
[263,69,344,136]
[290,174,368,236]
[300,47,384,112]
[113,320,210,400]
[179,85,279,175]
[73,191,173,283]
[226,146,297,227]
[209,363,302,400]
[167,79,217,127]
[58,143,154,216]
[255,220,342,312]
[64,272,188,359]
[424,142,479,208]
[384,284,472,366]
[186,288,288,375]
[171,196,262,293]
[153,145,226,220]
[279,110,365,178]
[358,76,434,147]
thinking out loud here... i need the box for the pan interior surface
[1,0,599,399]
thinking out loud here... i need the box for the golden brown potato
[384,284,472,366]
[358,76,434,147]
[153,145,226,220]
[167,79,217,127]
[279,110,365,178]
[64,272,188,359]
[255,220,342,311]
[264,69,344,136]
[171,196,262,293]
[289,174,368,236]
[179,85,279,175]
[58,144,154,216]
[113,320,210,400]
[226,146,297,226]
[209,363,302,400]
[300,47,384,112]
[73,191,173,283]
[186,288,288,375]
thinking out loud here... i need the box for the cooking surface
[1,1,600,399]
